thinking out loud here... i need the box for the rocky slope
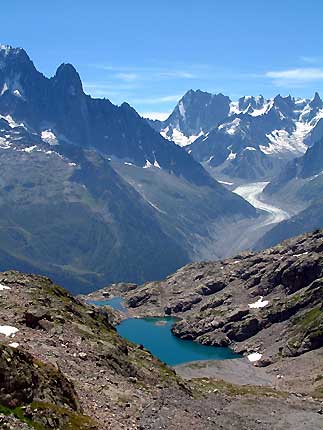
[103,230,323,396]
[1,267,323,429]
[0,271,186,429]
[0,126,191,293]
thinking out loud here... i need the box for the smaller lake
[89,297,126,311]
[117,317,240,366]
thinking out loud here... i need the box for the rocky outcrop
[0,344,97,429]
[0,344,79,410]
[113,230,323,364]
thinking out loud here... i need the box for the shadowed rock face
[0,344,80,411]
[0,46,221,186]
[112,230,323,363]
[149,90,231,138]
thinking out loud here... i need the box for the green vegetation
[0,402,97,430]
[286,305,323,353]
[0,404,45,430]
[30,402,97,430]
[191,378,289,399]
[294,306,322,328]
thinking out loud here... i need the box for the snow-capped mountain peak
[149,90,323,181]
[150,89,231,146]
[229,95,273,117]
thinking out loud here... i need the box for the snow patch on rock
[248,296,269,309]
[21,145,37,153]
[219,118,241,136]
[8,342,19,348]
[0,114,25,129]
[227,151,237,160]
[143,159,153,169]
[41,130,58,145]
[0,325,19,338]
[153,159,161,169]
[178,101,186,119]
[161,127,204,147]
[247,352,262,362]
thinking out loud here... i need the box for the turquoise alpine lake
[117,317,240,365]
[91,297,240,365]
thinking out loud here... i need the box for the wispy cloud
[83,81,181,107]
[83,81,139,99]
[115,72,139,82]
[159,71,196,79]
[84,82,138,91]
[300,56,321,64]
[266,68,323,81]
[140,111,170,121]
[264,68,323,87]
[131,94,182,104]
[91,63,198,81]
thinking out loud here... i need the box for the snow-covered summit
[151,90,323,159]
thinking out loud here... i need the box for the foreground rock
[1,268,322,429]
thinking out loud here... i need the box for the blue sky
[2,0,323,119]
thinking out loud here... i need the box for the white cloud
[91,64,197,80]
[159,71,196,79]
[83,82,138,99]
[115,72,139,82]
[265,68,323,86]
[132,94,182,104]
[140,111,170,121]
[300,56,321,64]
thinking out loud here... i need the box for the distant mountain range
[0,45,256,293]
[149,90,323,181]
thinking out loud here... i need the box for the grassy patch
[310,382,323,399]
[0,404,45,430]
[0,402,97,430]
[294,307,322,328]
[190,378,289,399]
[30,402,97,430]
